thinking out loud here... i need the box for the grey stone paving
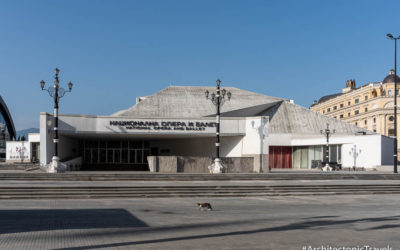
[0,195,399,250]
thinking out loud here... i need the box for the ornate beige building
[310,69,400,156]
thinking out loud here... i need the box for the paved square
[0,195,399,249]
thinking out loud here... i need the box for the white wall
[6,141,30,162]
[150,136,244,157]
[291,134,392,169]
[242,117,269,155]
[55,114,246,136]
[40,113,53,165]
[268,134,292,146]
[28,133,40,143]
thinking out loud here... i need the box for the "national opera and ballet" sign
[109,120,217,131]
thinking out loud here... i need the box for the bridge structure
[0,95,16,140]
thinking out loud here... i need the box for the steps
[1,184,399,199]
[0,172,399,181]
[1,172,399,199]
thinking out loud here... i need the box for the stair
[0,172,399,181]
[0,184,399,199]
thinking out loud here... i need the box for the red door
[269,146,292,168]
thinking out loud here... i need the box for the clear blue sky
[1,0,399,130]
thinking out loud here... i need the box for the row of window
[322,96,369,114]
[292,145,342,169]
[322,88,399,115]
[354,118,375,126]
[81,140,151,165]
[332,107,369,119]
[352,116,394,134]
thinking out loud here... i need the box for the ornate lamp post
[320,123,335,172]
[349,144,361,171]
[205,79,231,173]
[386,33,399,173]
[40,68,73,173]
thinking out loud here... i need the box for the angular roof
[262,101,367,134]
[0,95,16,140]
[113,86,283,118]
[113,85,368,135]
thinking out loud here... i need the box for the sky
[1,0,400,131]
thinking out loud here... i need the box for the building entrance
[80,139,152,170]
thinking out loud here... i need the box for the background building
[6,133,40,163]
[310,69,400,159]
[39,86,393,171]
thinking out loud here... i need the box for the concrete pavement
[0,195,399,249]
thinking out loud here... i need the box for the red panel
[276,146,282,168]
[270,146,292,169]
[269,147,274,169]
[282,146,292,169]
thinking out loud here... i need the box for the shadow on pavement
[54,214,400,250]
[0,209,148,234]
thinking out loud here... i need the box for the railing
[62,156,83,171]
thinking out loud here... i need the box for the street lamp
[386,33,400,173]
[205,79,232,173]
[320,123,335,171]
[349,145,361,171]
[40,68,73,173]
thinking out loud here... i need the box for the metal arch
[0,95,16,140]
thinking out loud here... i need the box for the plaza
[0,194,398,249]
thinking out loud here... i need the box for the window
[327,108,331,112]
[373,117,376,123]
[323,110,325,114]
[348,101,351,106]
[364,120,367,125]
[333,106,337,110]
[364,107,368,112]
[365,95,368,100]
[354,110,359,115]
[348,112,350,117]
[355,98,359,104]
[388,89,392,96]
[389,129,395,136]
[333,116,337,119]
[340,114,344,119]
[355,122,358,126]
[292,145,341,169]
[373,129,377,132]
[389,116,394,122]
[340,103,344,108]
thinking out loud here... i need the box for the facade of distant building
[6,133,40,163]
[39,86,393,171]
[310,69,400,158]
